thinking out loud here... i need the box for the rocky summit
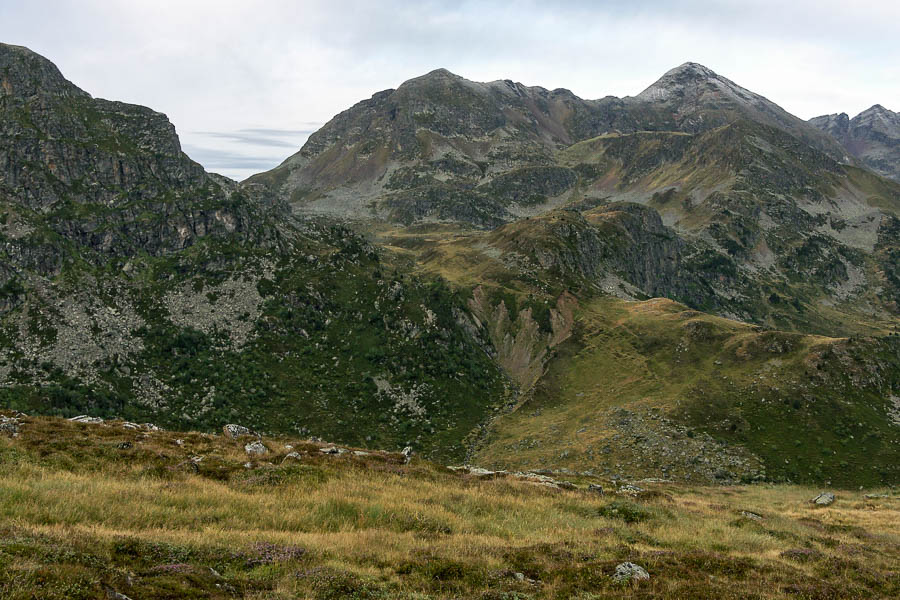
[810,104,900,182]
[1,43,900,491]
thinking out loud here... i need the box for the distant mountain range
[2,43,899,486]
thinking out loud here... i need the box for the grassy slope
[1,413,898,600]
[473,297,900,487]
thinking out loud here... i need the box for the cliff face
[0,43,283,271]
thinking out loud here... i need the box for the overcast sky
[2,0,898,180]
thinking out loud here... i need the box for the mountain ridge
[810,104,900,182]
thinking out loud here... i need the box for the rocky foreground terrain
[1,42,900,491]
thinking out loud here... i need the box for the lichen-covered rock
[244,441,268,456]
[223,424,251,439]
[0,417,19,437]
[613,562,650,582]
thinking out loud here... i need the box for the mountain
[253,64,900,337]
[250,63,846,225]
[2,45,900,486]
[0,43,509,462]
[810,104,900,182]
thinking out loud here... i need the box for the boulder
[811,492,835,506]
[613,562,650,582]
[319,446,347,455]
[0,417,19,437]
[401,446,413,463]
[588,484,604,495]
[616,484,645,496]
[281,451,303,463]
[468,467,497,477]
[69,415,104,424]
[244,441,268,456]
[223,424,251,439]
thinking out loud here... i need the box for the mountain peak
[0,42,86,98]
[671,61,718,77]
[857,104,896,119]
[634,61,724,101]
[417,67,462,81]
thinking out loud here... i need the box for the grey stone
[0,417,19,437]
[223,424,251,439]
[69,415,104,424]
[613,562,650,582]
[244,441,268,456]
[812,492,835,506]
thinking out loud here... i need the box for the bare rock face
[0,42,283,273]
[250,63,842,229]
[810,105,900,182]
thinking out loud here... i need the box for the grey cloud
[181,145,286,169]
[193,129,317,148]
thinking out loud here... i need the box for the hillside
[1,413,898,600]
[0,43,509,462]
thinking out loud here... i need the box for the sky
[2,0,898,181]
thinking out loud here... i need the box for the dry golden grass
[0,413,898,599]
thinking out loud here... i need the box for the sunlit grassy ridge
[1,414,898,599]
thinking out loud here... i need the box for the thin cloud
[181,145,282,169]
[193,129,318,148]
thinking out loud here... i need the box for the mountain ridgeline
[810,104,900,182]
[2,43,900,486]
